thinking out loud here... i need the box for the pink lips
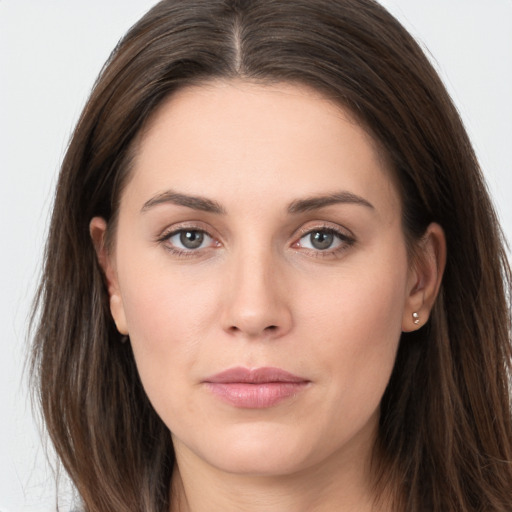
[203,367,309,408]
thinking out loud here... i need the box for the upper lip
[203,366,309,384]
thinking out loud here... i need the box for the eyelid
[294,221,355,241]
[300,220,351,233]
[156,220,217,240]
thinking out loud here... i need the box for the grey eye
[179,230,205,249]
[309,231,335,250]
[298,229,346,251]
[165,229,212,250]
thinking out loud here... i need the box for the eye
[165,229,214,251]
[295,227,354,253]
[302,230,338,250]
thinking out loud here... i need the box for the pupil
[311,231,333,250]
[180,230,204,249]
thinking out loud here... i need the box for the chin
[181,422,327,477]
[207,448,310,477]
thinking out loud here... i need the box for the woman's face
[94,81,430,478]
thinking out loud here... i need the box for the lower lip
[205,382,308,408]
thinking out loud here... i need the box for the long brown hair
[31,0,512,510]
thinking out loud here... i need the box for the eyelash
[156,224,355,259]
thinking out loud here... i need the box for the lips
[203,367,310,408]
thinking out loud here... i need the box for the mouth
[202,367,310,409]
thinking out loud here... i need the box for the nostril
[265,325,278,331]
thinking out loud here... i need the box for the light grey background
[1,1,511,511]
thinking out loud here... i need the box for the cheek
[114,244,225,414]
[121,270,222,360]
[300,244,407,420]
[119,276,220,434]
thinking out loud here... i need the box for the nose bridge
[222,239,292,338]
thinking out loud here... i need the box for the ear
[89,217,129,335]
[402,222,446,332]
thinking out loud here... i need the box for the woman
[31,0,512,511]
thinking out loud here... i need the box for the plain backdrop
[1,1,511,511]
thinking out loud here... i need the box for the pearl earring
[412,312,420,325]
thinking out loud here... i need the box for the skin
[91,80,445,512]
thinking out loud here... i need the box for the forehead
[124,80,400,221]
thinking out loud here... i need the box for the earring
[412,312,420,325]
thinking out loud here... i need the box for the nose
[221,248,293,340]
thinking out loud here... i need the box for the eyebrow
[141,190,226,214]
[287,191,374,214]
[141,189,374,215]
